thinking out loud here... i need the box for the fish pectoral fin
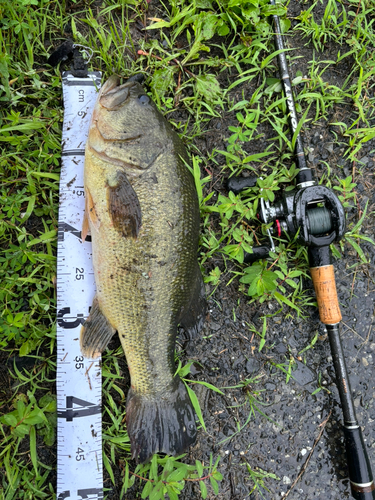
[80,295,116,359]
[107,170,142,238]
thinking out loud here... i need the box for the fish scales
[80,75,206,462]
[85,147,199,393]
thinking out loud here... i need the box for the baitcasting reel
[227,175,346,265]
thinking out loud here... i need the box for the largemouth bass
[80,75,206,463]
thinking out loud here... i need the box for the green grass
[1,0,375,498]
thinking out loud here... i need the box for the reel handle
[243,245,271,264]
[227,175,257,195]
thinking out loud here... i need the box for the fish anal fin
[80,295,116,358]
[179,263,206,339]
[107,171,142,238]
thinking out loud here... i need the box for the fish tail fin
[126,376,197,463]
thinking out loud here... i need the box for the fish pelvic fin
[80,295,116,358]
[126,376,197,463]
[179,262,206,339]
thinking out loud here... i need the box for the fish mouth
[98,73,148,111]
[99,76,134,110]
[99,74,145,106]
[100,75,121,94]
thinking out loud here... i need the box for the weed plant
[0,0,374,498]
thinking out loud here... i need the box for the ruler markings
[57,71,103,500]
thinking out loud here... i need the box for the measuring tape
[56,71,103,500]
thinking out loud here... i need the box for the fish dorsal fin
[178,262,206,339]
[107,171,142,238]
[80,295,116,358]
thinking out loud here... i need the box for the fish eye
[138,94,150,105]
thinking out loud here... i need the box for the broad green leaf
[41,424,55,446]
[261,4,286,16]
[167,466,187,482]
[200,480,208,498]
[210,476,219,494]
[285,279,298,288]
[196,460,204,477]
[165,486,179,500]
[213,471,223,481]
[39,394,57,412]
[279,17,291,33]
[2,414,18,427]
[151,67,177,97]
[288,270,303,278]
[141,480,153,499]
[217,22,230,36]
[248,279,259,297]
[150,454,158,481]
[202,14,218,40]
[23,408,48,425]
[178,361,194,378]
[12,424,30,438]
[240,264,263,283]
[228,0,242,7]
[19,340,32,357]
[242,4,259,22]
[256,279,266,295]
[196,74,221,102]
[149,480,163,500]
[256,20,270,36]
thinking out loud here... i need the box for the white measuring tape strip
[57,71,103,500]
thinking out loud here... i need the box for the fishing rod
[228,1,375,498]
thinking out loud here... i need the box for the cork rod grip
[310,265,342,324]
